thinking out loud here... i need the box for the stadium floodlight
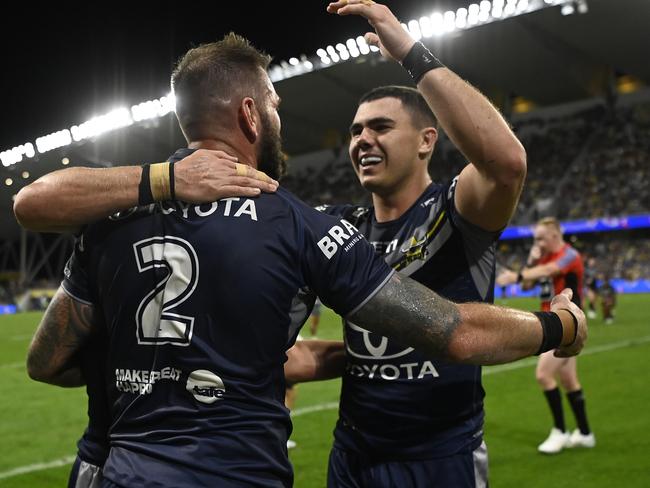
[456,8,468,28]
[326,45,336,56]
[335,43,350,61]
[316,48,327,58]
[289,57,299,66]
[504,0,517,16]
[443,10,456,32]
[0,142,35,167]
[349,48,361,58]
[62,157,70,165]
[492,0,504,17]
[70,108,133,144]
[36,129,72,154]
[468,4,480,25]
[479,1,492,21]
[407,20,423,41]
[302,58,314,70]
[346,39,357,50]
[430,12,445,36]
[5,178,12,186]
[132,94,175,123]
[419,16,434,38]
[561,3,574,15]
[356,35,371,54]
[576,0,588,13]
[321,57,332,65]
[22,171,29,179]
[330,52,341,62]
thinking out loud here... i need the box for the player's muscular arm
[349,273,584,364]
[27,288,95,387]
[284,340,345,383]
[13,149,278,233]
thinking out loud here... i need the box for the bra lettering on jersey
[318,219,362,259]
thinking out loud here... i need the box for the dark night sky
[1,0,469,151]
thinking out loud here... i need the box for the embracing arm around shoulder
[26,287,96,387]
[13,150,278,233]
[349,273,585,365]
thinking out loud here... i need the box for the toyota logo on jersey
[345,321,414,360]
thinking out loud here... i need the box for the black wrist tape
[138,164,154,206]
[169,161,176,201]
[401,42,445,84]
[559,308,579,346]
[533,311,564,355]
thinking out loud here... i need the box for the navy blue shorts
[327,442,489,488]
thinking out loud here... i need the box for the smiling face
[349,97,433,196]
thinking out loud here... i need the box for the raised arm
[328,0,526,231]
[284,340,346,383]
[27,287,95,387]
[13,149,278,233]
[349,274,586,365]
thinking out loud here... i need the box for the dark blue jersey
[62,148,393,487]
[321,179,500,461]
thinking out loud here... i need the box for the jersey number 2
[133,236,199,346]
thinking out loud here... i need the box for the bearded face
[256,107,287,181]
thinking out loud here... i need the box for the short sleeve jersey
[62,148,394,488]
[319,177,500,460]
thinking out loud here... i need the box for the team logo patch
[186,369,226,404]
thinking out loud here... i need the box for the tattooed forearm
[349,273,461,360]
[26,287,94,387]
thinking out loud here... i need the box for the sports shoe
[287,439,297,449]
[538,428,570,454]
[567,429,596,448]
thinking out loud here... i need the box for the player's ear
[239,97,259,143]
[418,127,437,160]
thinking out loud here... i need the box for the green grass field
[1,296,649,487]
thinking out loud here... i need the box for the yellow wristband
[150,162,171,201]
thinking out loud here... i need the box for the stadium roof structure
[1,0,649,241]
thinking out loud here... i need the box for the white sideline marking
[0,455,76,480]
[2,335,649,480]
[0,361,24,370]
[11,334,33,341]
[291,401,339,417]
[483,335,650,376]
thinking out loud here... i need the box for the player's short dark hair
[358,85,437,129]
[171,33,272,140]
